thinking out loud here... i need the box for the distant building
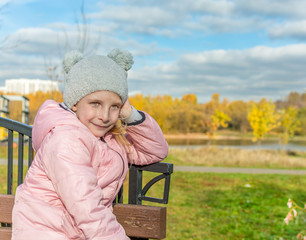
[1,79,59,94]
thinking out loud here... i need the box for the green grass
[165,146,306,169]
[0,144,31,159]
[1,158,305,239]
[139,172,306,240]
[0,165,28,194]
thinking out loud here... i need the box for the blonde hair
[110,120,132,149]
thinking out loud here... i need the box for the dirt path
[174,166,306,175]
[1,159,305,175]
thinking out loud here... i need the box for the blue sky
[0,0,306,103]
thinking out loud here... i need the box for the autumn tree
[129,94,174,133]
[173,94,204,133]
[275,91,306,109]
[201,109,231,142]
[26,90,63,124]
[228,100,250,133]
[296,107,306,135]
[228,100,250,132]
[278,107,300,145]
[287,92,301,107]
[203,93,220,115]
[182,93,197,105]
[129,94,147,111]
[201,93,231,142]
[149,95,175,133]
[247,99,280,143]
[129,93,204,134]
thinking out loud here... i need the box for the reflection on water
[167,138,306,151]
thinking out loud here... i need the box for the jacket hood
[32,100,86,152]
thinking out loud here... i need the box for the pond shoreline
[165,133,246,140]
[164,133,306,141]
[164,133,306,151]
[174,166,306,175]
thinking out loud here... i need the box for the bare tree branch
[45,0,102,85]
[0,1,21,51]
[0,1,10,50]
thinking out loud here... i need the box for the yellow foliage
[129,94,146,111]
[182,94,197,105]
[26,90,63,124]
[278,107,301,144]
[248,99,280,142]
[213,109,231,128]
[201,94,231,139]
[3,91,302,140]
[129,94,204,134]
[202,109,231,139]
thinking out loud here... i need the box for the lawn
[166,146,306,169]
[0,165,28,194]
[0,149,305,239]
[0,144,31,160]
[139,171,306,240]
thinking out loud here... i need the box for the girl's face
[72,90,122,138]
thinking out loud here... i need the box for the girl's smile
[72,90,122,137]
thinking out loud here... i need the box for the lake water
[167,138,306,151]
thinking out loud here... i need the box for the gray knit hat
[62,48,134,108]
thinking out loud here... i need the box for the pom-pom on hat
[63,48,134,108]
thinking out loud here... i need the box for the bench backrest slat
[0,195,14,223]
[114,203,166,239]
[0,227,12,240]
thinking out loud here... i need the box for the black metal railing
[0,117,173,205]
[128,162,173,205]
[0,117,33,194]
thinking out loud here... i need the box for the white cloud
[268,20,306,40]
[1,0,306,103]
[77,0,304,41]
[0,51,46,80]
[129,44,306,102]
[90,4,180,26]
[0,0,9,7]
[165,0,235,15]
[235,0,306,18]
[185,15,267,33]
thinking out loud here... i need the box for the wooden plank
[0,228,12,240]
[113,204,167,239]
[0,195,14,224]
[0,195,167,239]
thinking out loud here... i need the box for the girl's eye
[111,105,120,110]
[90,102,99,106]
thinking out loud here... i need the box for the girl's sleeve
[43,130,129,240]
[125,111,169,165]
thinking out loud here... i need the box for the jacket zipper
[100,137,125,200]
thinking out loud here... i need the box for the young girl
[12,49,168,240]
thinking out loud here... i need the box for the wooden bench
[0,116,172,240]
[0,195,14,240]
[0,194,166,240]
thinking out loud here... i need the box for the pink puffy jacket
[12,100,168,240]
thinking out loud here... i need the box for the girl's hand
[119,98,133,120]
